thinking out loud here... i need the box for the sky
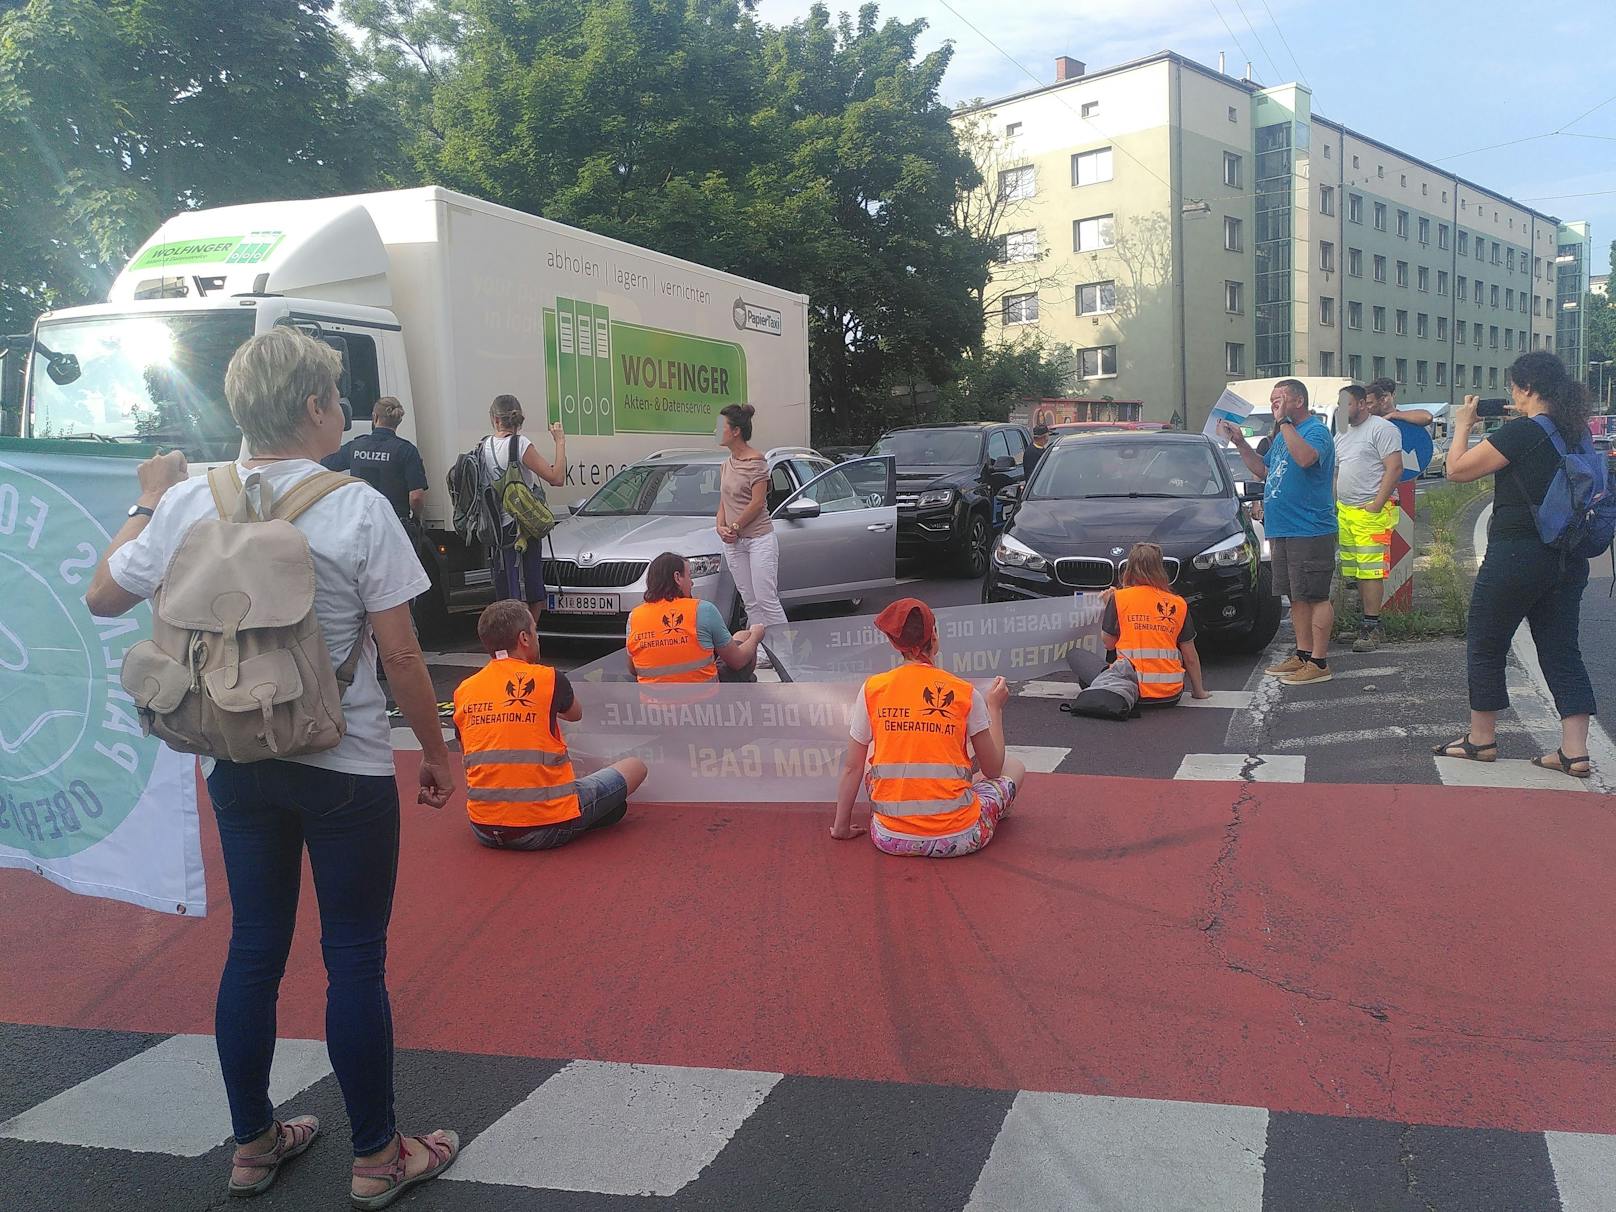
[752,0,1616,278]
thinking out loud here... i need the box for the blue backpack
[1519,414,1616,559]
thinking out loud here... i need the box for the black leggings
[1466,538,1595,717]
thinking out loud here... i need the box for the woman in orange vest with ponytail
[1103,543,1209,706]
[829,599,1025,857]
[627,552,767,683]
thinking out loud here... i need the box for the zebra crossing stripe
[1546,1130,1616,1211]
[1173,754,1307,782]
[966,1091,1268,1211]
[445,1060,781,1195]
[0,1034,331,1157]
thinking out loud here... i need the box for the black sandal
[1530,749,1591,779]
[1432,735,1498,762]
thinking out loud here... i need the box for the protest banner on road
[0,442,206,916]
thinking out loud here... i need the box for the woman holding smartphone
[1436,351,1597,778]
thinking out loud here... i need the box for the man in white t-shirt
[1333,384,1404,651]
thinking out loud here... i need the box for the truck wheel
[954,512,991,579]
[1230,566,1283,653]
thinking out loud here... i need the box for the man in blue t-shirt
[1219,378,1338,686]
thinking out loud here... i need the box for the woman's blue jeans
[1466,538,1595,718]
[206,759,400,1155]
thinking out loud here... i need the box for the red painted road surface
[3,757,1613,1136]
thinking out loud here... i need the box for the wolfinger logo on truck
[543,298,749,436]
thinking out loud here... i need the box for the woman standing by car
[715,404,787,654]
[481,393,566,622]
[1436,352,1597,778]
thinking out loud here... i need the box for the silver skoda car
[535,447,898,638]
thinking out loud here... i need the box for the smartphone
[1477,398,1510,418]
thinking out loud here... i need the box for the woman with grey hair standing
[85,325,462,1206]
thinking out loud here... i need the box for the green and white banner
[0,442,206,916]
[543,297,749,437]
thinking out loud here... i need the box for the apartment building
[960,52,1589,427]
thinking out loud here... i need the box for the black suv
[867,422,1030,576]
[982,431,1281,651]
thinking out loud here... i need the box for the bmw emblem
[1110,546,1126,558]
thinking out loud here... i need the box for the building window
[1074,214,1115,251]
[1348,247,1363,276]
[1475,279,1484,306]
[1320,186,1335,216]
[1081,101,1100,119]
[1005,121,1022,137]
[1225,342,1246,375]
[1225,280,1245,314]
[1378,165,1385,179]
[1396,357,1408,383]
[1457,277,1468,302]
[1546,336,1552,352]
[1348,353,1363,379]
[1320,350,1336,375]
[1437,316,1449,341]
[1396,260,1409,288]
[1320,241,1336,272]
[1491,241,1501,265]
[1439,223,1450,250]
[1397,210,1410,239]
[1490,285,1500,308]
[1224,216,1243,252]
[1002,293,1039,325]
[1223,152,1243,188]
[1458,231,1469,256]
[998,229,1038,262]
[1505,329,1514,350]
[1519,329,1526,349]
[1324,143,1332,159]
[1353,155,1361,169]
[1418,217,1430,244]
[1373,254,1387,283]
[1374,202,1387,231]
[1348,194,1363,224]
[1455,365,1465,388]
[1489,325,1499,349]
[1505,288,1514,310]
[1435,361,1446,386]
[1533,296,1542,316]
[999,166,1035,201]
[1071,147,1114,186]
[1507,248,1515,271]
[1416,359,1428,385]
[1347,301,1362,329]
[1078,345,1116,377]
[1473,321,1483,346]
[1227,105,1238,123]
[1489,366,1499,389]
[1534,256,1542,278]
[1437,270,1449,296]
[1077,280,1116,315]
[1416,312,1429,339]
[1373,355,1387,378]
[1319,296,1335,326]
[1417,266,1430,292]
[1396,309,1408,337]
[1372,305,1386,333]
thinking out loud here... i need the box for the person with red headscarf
[828,599,1025,857]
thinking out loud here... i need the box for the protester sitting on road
[454,600,648,848]
[84,326,461,1206]
[1334,385,1404,652]
[627,552,766,683]
[481,394,566,623]
[828,598,1025,857]
[323,396,429,525]
[1096,543,1209,705]
[716,403,787,665]
[1436,354,1598,778]
[1220,378,1338,686]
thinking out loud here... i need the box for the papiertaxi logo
[732,297,783,337]
[0,462,156,860]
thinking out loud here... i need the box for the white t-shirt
[848,680,992,744]
[1333,415,1403,507]
[479,434,545,526]
[108,459,430,776]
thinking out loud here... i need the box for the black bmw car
[982,431,1281,651]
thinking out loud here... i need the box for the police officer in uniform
[324,396,428,524]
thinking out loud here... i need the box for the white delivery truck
[1,186,812,621]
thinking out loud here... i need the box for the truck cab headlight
[687,554,723,577]
[1192,533,1255,570]
[993,534,1047,571]
[917,488,954,508]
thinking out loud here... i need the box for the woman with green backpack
[480,394,567,622]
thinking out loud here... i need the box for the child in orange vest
[828,599,1025,857]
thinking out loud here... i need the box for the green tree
[934,338,1073,424]
[0,0,399,333]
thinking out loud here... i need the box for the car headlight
[917,488,955,508]
[687,554,723,577]
[1192,533,1256,570]
[992,533,1047,572]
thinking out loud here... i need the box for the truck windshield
[27,312,252,462]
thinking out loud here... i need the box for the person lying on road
[828,598,1026,858]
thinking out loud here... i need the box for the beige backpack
[122,465,366,763]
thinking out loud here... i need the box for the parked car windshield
[581,461,723,516]
[1032,440,1226,499]
[868,430,984,465]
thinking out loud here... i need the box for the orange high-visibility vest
[863,663,981,837]
[451,659,580,827]
[627,597,718,684]
[1112,585,1187,701]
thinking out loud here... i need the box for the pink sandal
[351,1130,460,1210]
[227,1115,320,1197]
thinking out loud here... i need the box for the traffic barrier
[1385,480,1416,612]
